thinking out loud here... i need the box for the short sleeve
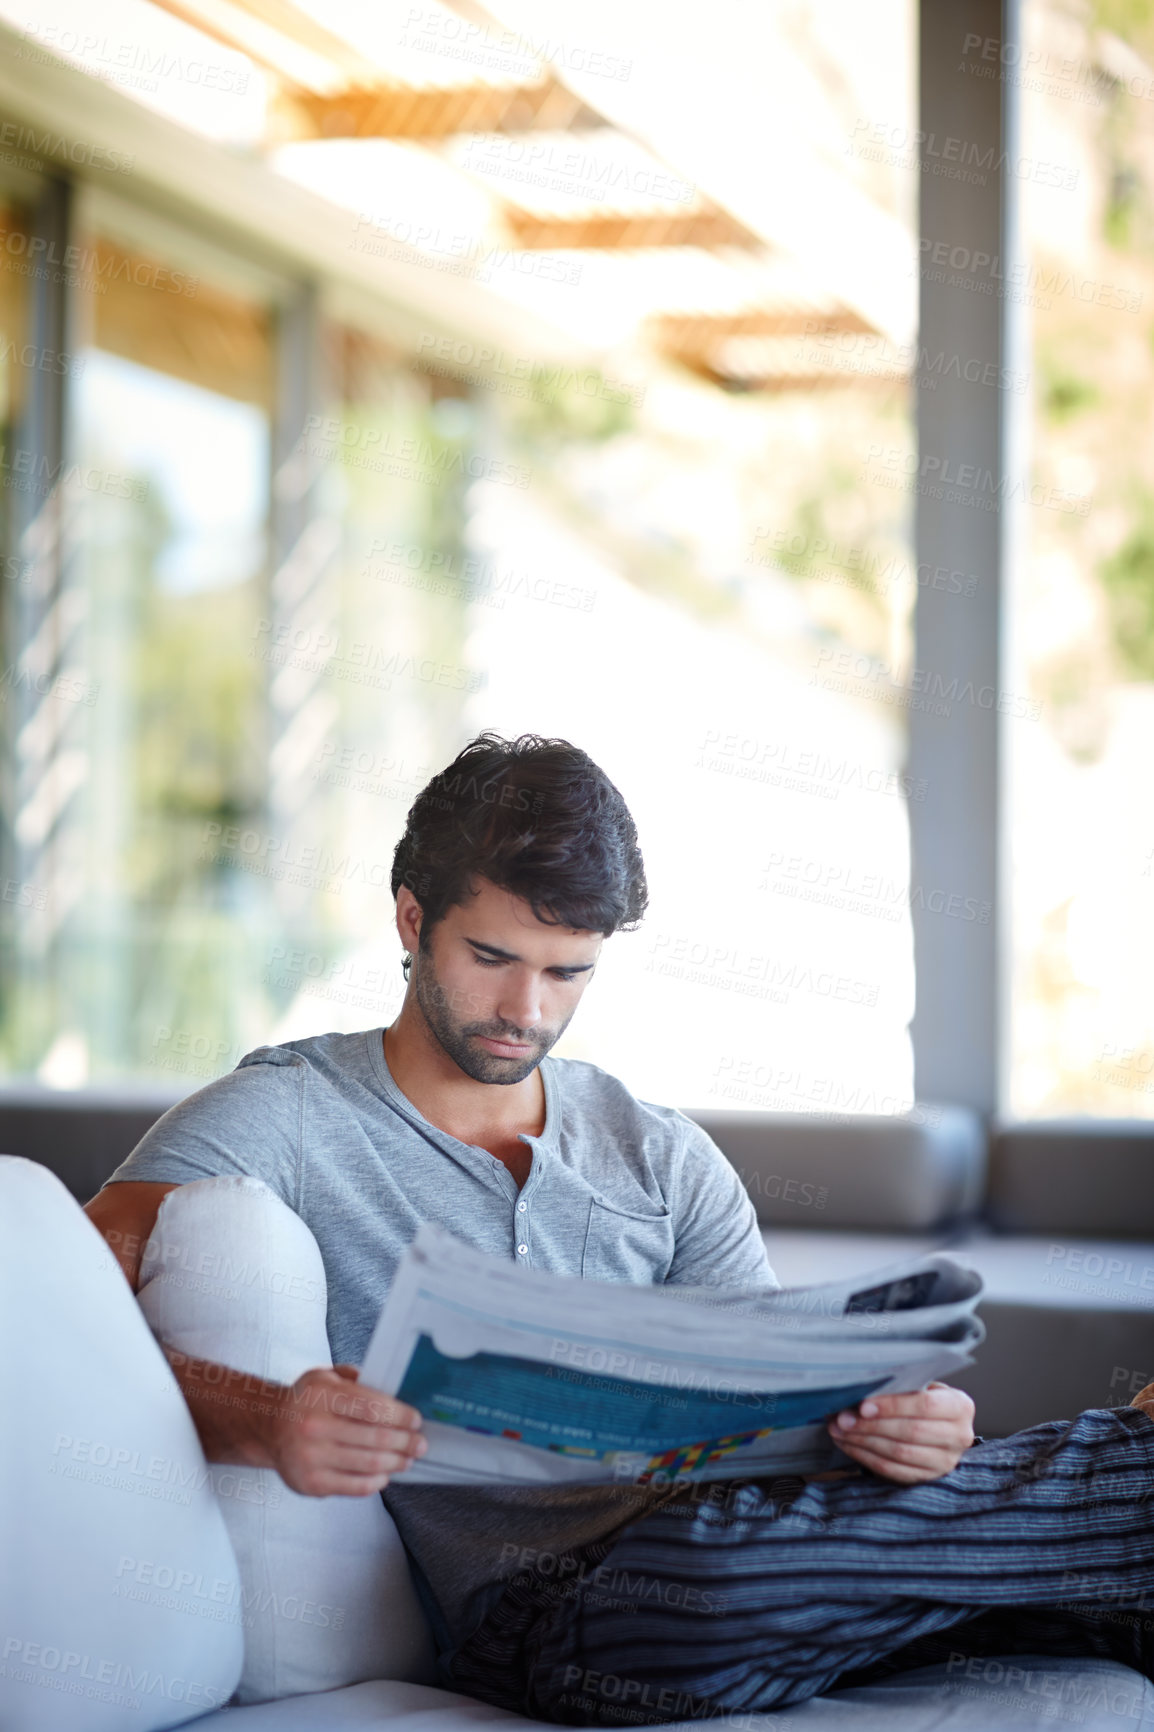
[101,1051,303,1212]
[665,1117,779,1291]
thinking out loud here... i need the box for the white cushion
[0,1156,244,1731]
[136,1176,435,1706]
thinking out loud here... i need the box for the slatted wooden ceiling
[140,0,899,393]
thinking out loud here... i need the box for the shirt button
[517,1201,527,1212]
[517,1243,528,1255]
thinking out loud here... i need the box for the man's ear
[395,885,424,955]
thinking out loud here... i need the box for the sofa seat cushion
[177,1660,1154,1729]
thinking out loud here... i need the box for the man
[88,733,1154,1722]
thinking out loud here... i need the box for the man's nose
[498,971,543,1030]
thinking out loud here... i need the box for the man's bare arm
[85,1179,179,1290]
[84,1181,425,1496]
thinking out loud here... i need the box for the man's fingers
[830,1386,974,1449]
[852,1388,972,1420]
[832,1416,968,1446]
[296,1468,405,1497]
[833,1431,955,1471]
[280,1424,427,1496]
[305,1417,427,1462]
[290,1370,423,1431]
[326,1429,428,1466]
[834,1444,946,1485]
[329,1391,422,1429]
[328,1447,423,1474]
[334,1368,424,1425]
[341,1380,423,1429]
[324,1434,422,1475]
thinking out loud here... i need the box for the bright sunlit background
[0,0,1149,1118]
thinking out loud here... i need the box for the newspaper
[360,1224,984,1486]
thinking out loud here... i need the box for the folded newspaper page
[360,1225,984,1486]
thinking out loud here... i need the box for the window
[1009,0,1154,1116]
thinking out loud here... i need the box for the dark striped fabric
[446,1407,1154,1725]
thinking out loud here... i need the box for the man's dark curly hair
[391,734,647,958]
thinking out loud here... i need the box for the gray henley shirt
[105,1028,778,1657]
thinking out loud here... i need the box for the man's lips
[475,1034,538,1058]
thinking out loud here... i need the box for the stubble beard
[413,946,570,1085]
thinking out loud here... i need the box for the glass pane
[258,327,476,1046]
[1009,0,1154,1116]
[3,225,274,1087]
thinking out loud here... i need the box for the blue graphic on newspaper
[397,1334,887,1479]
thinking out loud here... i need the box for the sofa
[5,1087,1154,1731]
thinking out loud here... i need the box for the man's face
[411,879,602,1085]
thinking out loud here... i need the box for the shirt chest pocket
[582,1197,675,1282]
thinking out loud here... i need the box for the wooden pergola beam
[713,371,907,392]
[675,354,907,392]
[653,307,876,350]
[228,0,383,78]
[149,0,608,144]
[504,204,762,252]
[650,304,902,390]
[146,0,367,88]
[291,75,601,140]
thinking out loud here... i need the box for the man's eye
[551,971,578,983]
[474,956,503,968]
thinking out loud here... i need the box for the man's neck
[382,1016,546,1181]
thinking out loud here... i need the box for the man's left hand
[827,1382,975,1483]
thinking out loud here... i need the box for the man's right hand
[163,1348,427,1497]
[261,1364,427,1497]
